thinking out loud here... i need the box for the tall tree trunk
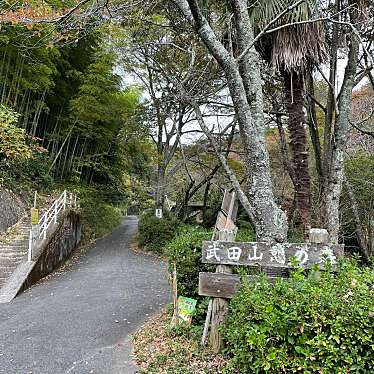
[306,72,323,189]
[155,107,166,210]
[344,177,370,262]
[202,181,211,224]
[283,71,311,238]
[178,0,288,241]
[326,7,359,243]
[1,52,11,105]
[155,164,166,210]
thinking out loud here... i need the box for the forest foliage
[0,2,154,236]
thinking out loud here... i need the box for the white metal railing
[28,190,77,261]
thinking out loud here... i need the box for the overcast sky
[118,56,369,146]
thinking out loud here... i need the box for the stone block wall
[22,210,82,289]
[0,188,26,233]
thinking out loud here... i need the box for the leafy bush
[0,105,31,166]
[236,227,256,242]
[0,105,54,191]
[164,225,212,296]
[138,211,180,253]
[223,261,374,373]
[164,225,214,325]
[73,186,122,241]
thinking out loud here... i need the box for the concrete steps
[0,192,70,296]
[0,216,31,289]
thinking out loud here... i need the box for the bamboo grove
[0,1,152,208]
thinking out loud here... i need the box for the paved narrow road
[0,217,171,374]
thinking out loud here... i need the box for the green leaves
[138,211,181,254]
[0,105,31,164]
[224,260,374,373]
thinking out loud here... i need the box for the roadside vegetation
[0,7,153,240]
[136,220,374,372]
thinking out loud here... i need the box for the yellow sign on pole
[31,208,39,225]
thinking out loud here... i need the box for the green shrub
[138,211,180,253]
[236,227,256,242]
[164,225,213,325]
[0,105,31,165]
[223,261,374,373]
[72,186,122,241]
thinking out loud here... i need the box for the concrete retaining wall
[0,188,26,233]
[22,210,82,290]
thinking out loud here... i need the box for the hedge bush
[164,225,212,296]
[224,261,374,373]
[138,211,180,253]
[73,186,122,241]
[164,225,214,324]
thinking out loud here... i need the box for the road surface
[0,216,170,374]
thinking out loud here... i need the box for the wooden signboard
[199,272,241,299]
[202,241,344,269]
[199,272,283,299]
[199,203,344,353]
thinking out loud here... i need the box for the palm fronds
[248,0,327,72]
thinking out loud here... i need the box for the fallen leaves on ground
[133,309,228,373]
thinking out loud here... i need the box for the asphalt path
[0,216,171,374]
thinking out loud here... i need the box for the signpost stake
[201,299,213,346]
[29,206,40,262]
[201,190,238,353]
[28,229,33,262]
[33,191,37,208]
[210,233,235,353]
[171,261,178,327]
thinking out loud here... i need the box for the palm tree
[248,0,327,238]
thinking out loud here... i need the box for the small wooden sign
[199,272,241,299]
[31,208,39,225]
[202,241,344,269]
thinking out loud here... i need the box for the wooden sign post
[201,190,238,352]
[199,239,344,298]
[199,197,344,352]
